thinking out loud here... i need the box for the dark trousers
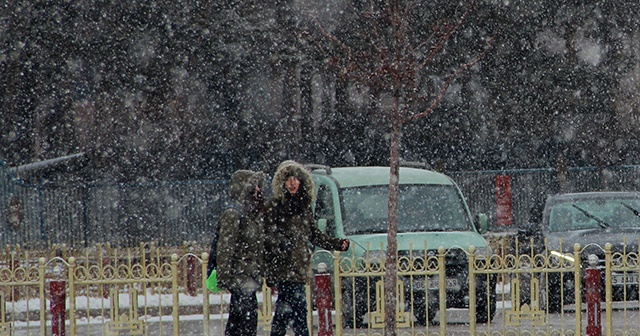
[270,281,309,336]
[226,288,258,336]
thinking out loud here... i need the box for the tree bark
[300,64,314,162]
[384,94,402,336]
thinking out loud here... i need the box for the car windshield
[548,197,640,232]
[341,184,472,235]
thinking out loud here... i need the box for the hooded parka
[264,161,345,284]
[216,170,266,291]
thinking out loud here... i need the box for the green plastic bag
[206,269,221,293]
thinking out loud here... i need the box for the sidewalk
[10,298,640,335]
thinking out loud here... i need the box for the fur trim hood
[271,161,315,203]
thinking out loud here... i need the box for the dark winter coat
[216,170,266,291]
[264,161,346,284]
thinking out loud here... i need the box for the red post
[315,263,333,336]
[585,267,602,336]
[495,175,513,226]
[50,280,66,336]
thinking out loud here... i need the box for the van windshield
[341,184,472,235]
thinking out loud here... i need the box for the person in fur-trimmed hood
[264,160,349,336]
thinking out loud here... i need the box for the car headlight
[550,250,575,264]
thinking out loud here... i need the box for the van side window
[315,185,336,236]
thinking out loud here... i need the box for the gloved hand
[339,239,350,251]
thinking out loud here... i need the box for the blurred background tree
[1,0,639,183]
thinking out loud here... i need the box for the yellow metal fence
[332,239,640,336]
[0,243,233,336]
[1,240,640,336]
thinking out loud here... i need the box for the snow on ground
[6,283,514,327]
[4,289,276,312]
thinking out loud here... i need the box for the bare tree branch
[305,2,496,334]
[406,32,498,124]
[308,16,372,83]
[420,0,475,70]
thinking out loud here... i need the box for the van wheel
[341,281,367,329]
[413,298,436,326]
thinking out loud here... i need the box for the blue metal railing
[1,161,228,248]
[3,160,640,248]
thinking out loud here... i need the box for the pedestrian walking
[216,169,266,336]
[264,160,349,336]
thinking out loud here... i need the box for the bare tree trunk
[384,95,402,336]
[300,65,314,163]
[280,60,299,160]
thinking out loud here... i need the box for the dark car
[519,191,640,312]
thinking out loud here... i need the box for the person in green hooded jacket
[216,169,266,336]
[264,161,349,336]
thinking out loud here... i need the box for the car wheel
[540,272,573,313]
[413,301,437,326]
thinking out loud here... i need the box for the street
[11,303,639,336]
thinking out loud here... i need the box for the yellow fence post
[333,251,343,335]
[438,246,446,336]
[573,244,581,336]
[604,243,612,336]
[306,283,313,336]
[0,292,7,335]
[468,245,476,335]
[171,254,179,336]
[69,256,76,336]
[39,257,46,336]
[258,280,273,331]
[202,252,210,336]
